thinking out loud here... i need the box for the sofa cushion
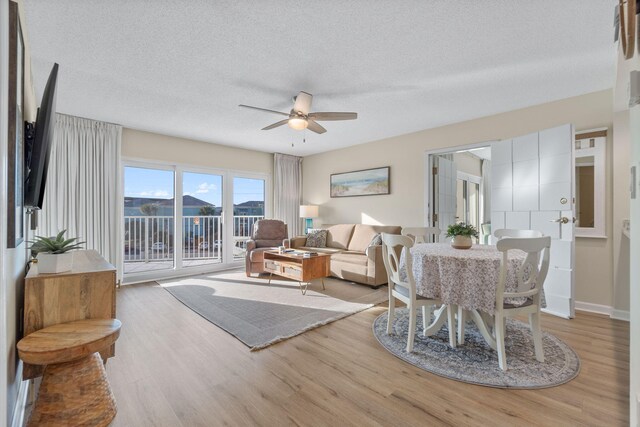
[324,224,356,249]
[305,229,327,248]
[298,246,342,254]
[330,251,368,266]
[348,224,402,252]
[254,239,282,248]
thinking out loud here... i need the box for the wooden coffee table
[263,250,331,295]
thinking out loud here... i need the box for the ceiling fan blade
[306,119,327,134]
[293,91,313,115]
[308,112,358,121]
[239,104,290,117]
[261,119,289,130]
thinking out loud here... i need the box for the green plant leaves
[29,229,85,255]
[445,222,479,238]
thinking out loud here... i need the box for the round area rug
[373,308,580,389]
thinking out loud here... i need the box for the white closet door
[491,124,575,318]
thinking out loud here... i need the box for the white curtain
[273,153,302,237]
[480,159,491,225]
[38,114,122,278]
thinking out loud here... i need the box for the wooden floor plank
[106,283,629,426]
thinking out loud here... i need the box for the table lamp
[299,205,319,234]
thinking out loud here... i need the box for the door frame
[120,157,271,284]
[424,141,496,228]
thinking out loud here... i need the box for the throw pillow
[306,229,327,248]
[368,233,382,247]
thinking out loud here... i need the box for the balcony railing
[123,215,264,271]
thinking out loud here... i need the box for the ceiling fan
[239,91,357,134]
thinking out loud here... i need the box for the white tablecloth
[401,243,533,313]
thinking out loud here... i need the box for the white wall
[2,3,37,425]
[304,90,614,308]
[121,128,273,175]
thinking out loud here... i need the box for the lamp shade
[299,205,319,218]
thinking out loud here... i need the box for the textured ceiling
[23,0,616,156]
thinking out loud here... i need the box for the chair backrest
[495,236,551,306]
[494,228,543,239]
[381,233,416,297]
[401,227,441,244]
[251,219,288,247]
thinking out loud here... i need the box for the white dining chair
[401,227,441,244]
[381,233,455,352]
[494,228,543,239]
[493,236,551,370]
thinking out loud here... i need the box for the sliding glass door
[123,166,175,275]
[122,163,269,281]
[182,172,223,268]
[232,177,265,261]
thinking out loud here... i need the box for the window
[122,162,270,281]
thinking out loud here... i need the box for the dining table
[401,242,536,349]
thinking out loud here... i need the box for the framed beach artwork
[330,166,390,198]
[7,2,25,248]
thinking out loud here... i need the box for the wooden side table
[17,319,122,427]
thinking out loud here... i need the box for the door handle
[549,217,570,224]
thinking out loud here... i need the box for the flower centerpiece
[29,230,85,273]
[446,222,478,250]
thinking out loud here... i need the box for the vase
[37,252,74,274]
[451,235,472,250]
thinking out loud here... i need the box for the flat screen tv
[24,63,58,209]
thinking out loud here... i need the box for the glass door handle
[549,217,570,224]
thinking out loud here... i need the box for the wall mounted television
[24,63,58,209]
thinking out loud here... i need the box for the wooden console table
[263,250,331,295]
[23,250,117,380]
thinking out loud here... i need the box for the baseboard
[541,308,571,319]
[574,301,630,322]
[611,309,630,321]
[575,301,613,316]
[574,301,613,316]
[10,378,29,427]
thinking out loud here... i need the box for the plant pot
[451,235,472,250]
[37,252,74,274]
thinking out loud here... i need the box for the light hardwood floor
[107,283,629,426]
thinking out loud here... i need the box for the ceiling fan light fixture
[288,117,308,130]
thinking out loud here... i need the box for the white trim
[10,377,29,427]
[541,308,571,319]
[574,135,606,238]
[612,309,631,321]
[573,301,630,321]
[574,301,613,316]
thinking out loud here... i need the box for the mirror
[575,131,606,238]
[575,156,595,228]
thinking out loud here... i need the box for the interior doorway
[427,145,492,243]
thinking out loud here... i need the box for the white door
[434,156,458,241]
[491,124,575,318]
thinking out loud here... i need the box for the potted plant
[446,223,479,250]
[30,230,85,273]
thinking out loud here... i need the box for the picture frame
[330,166,390,198]
[7,1,25,248]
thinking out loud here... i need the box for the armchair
[245,219,289,277]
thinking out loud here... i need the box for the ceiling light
[288,117,308,130]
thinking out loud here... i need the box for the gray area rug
[160,270,388,350]
[373,308,580,389]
